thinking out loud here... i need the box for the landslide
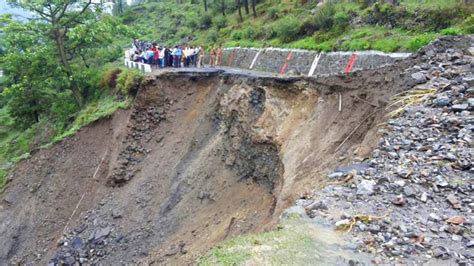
[0,60,417,264]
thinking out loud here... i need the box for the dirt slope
[0,59,417,264]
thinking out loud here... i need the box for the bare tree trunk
[54,28,84,107]
[251,0,256,18]
[204,0,208,11]
[237,0,243,22]
[221,0,225,16]
[243,0,249,14]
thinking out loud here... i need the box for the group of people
[127,39,204,68]
[126,39,228,69]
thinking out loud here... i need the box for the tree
[204,0,208,11]
[6,0,102,107]
[221,0,226,16]
[251,0,257,17]
[1,2,131,126]
[243,0,249,14]
[236,0,243,22]
[0,16,69,127]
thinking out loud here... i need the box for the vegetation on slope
[121,0,473,52]
[0,1,148,191]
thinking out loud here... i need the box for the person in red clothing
[151,43,159,69]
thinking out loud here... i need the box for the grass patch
[0,169,6,192]
[198,221,328,265]
[400,0,461,11]
[0,96,130,193]
[52,96,130,143]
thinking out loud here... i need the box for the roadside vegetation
[121,0,473,52]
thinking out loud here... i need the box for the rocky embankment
[301,36,474,264]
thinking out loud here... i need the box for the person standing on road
[197,46,204,68]
[164,47,171,67]
[209,47,216,67]
[158,47,165,68]
[216,46,223,66]
[171,46,177,67]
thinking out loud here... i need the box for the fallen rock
[420,192,428,203]
[334,163,370,175]
[335,219,352,229]
[446,216,466,225]
[451,104,468,112]
[446,194,461,209]
[433,96,450,107]
[411,72,427,84]
[356,180,376,196]
[429,213,441,222]
[392,194,406,206]
[432,246,449,259]
[90,227,111,242]
[112,209,123,219]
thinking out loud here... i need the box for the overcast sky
[0,0,31,18]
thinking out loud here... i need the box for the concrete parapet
[124,59,152,73]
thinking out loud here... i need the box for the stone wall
[203,48,411,76]
[125,48,411,76]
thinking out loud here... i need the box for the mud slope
[0,61,416,264]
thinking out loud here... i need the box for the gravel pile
[300,36,474,264]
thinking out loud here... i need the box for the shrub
[242,27,257,40]
[405,34,436,52]
[288,37,319,50]
[372,38,401,52]
[186,19,198,29]
[205,29,219,43]
[461,15,474,34]
[313,2,336,30]
[231,30,243,40]
[199,13,213,29]
[99,68,122,90]
[333,11,351,29]
[299,2,335,35]
[342,39,370,50]
[273,16,301,43]
[410,7,460,31]
[440,27,463,36]
[267,7,279,20]
[116,69,143,96]
[177,27,192,39]
[213,16,227,29]
[358,0,377,9]
[363,3,406,28]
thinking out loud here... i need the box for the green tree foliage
[0,1,130,128]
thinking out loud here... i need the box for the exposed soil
[0,51,418,264]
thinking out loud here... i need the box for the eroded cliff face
[0,61,415,264]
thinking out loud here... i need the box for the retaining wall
[125,47,411,76]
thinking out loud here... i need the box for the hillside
[0,35,473,264]
[122,0,474,52]
[0,0,473,264]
